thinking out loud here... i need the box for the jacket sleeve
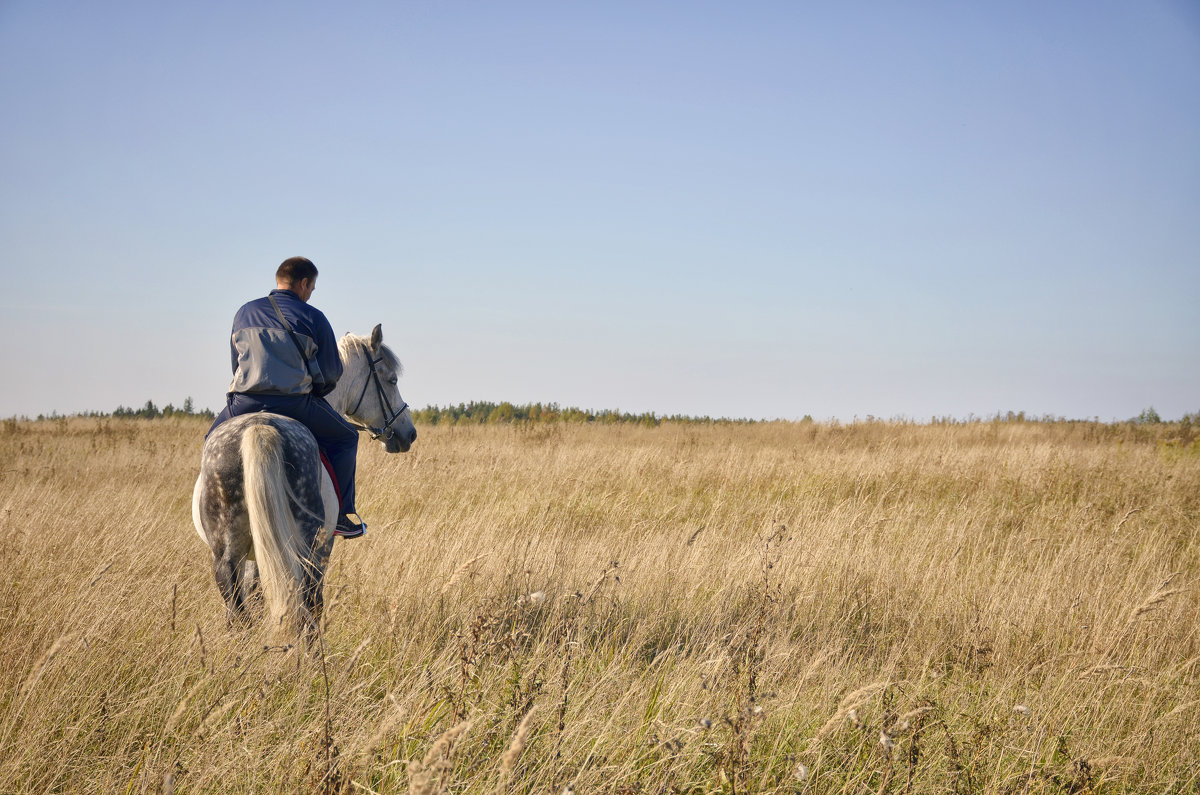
[312,310,343,397]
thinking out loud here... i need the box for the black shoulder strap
[267,294,313,369]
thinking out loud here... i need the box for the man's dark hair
[276,256,318,285]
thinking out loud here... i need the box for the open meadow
[0,416,1197,793]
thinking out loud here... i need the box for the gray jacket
[227,290,342,397]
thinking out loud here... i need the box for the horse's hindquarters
[194,412,335,634]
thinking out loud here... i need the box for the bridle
[348,353,409,441]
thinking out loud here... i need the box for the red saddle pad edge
[318,451,343,513]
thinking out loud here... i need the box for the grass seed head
[879,730,895,753]
[499,708,536,779]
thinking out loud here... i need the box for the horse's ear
[369,324,383,352]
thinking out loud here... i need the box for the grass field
[0,416,1197,793]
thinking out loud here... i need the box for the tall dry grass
[0,416,1197,793]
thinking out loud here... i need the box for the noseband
[348,354,409,441]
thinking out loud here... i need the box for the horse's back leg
[211,530,254,625]
[199,481,255,625]
[242,559,260,599]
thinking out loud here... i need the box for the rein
[347,353,409,440]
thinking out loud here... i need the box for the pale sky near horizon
[2,1,1198,421]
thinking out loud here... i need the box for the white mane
[337,332,403,376]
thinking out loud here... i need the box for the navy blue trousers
[208,393,359,515]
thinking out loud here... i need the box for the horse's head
[338,325,418,453]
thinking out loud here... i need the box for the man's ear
[369,324,383,351]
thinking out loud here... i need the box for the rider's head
[276,257,318,302]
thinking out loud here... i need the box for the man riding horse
[208,256,367,539]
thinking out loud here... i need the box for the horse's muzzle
[383,425,416,453]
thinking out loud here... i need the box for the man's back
[229,289,342,397]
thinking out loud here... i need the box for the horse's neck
[323,354,362,418]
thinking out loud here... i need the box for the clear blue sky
[2,1,1197,421]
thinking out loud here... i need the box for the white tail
[240,423,308,633]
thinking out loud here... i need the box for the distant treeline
[408,404,1197,428]
[111,399,216,421]
[410,401,751,427]
[31,398,216,422]
[13,401,1197,430]
[927,408,1198,426]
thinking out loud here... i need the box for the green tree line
[32,398,217,422]
[410,401,753,427]
[14,400,1197,430]
[110,398,216,420]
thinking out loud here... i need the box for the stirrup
[334,513,367,539]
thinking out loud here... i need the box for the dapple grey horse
[192,324,416,635]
